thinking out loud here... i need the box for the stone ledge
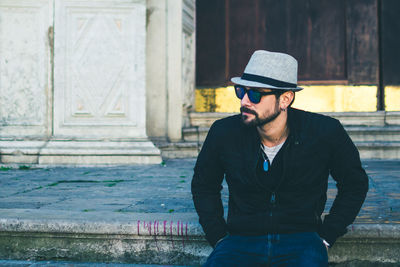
[189,111,400,127]
[153,141,199,159]
[386,112,400,125]
[183,125,400,143]
[0,211,209,266]
[0,210,400,265]
[0,140,162,165]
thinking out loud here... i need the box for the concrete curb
[1,211,400,265]
[329,224,400,264]
[0,211,210,265]
[1,216,399,238]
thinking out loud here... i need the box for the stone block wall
[0,0,196,164]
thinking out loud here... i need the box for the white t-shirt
[261,142,284,163]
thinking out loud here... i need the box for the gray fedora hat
[231,50,303,91]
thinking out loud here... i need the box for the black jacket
[191,108,369,247]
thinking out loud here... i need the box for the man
[191,50,369,266]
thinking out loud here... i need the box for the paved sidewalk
[0,159,199,215]
[0,159,399,222]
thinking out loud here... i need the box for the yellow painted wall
[385,86,400,111]
[195,85,378,112]
[195,86,240,112]
[293,85,377,112]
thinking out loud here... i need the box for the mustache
[240,106,257,115]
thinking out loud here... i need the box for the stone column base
[0,140,162,166]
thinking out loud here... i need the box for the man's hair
[288,92,296,107]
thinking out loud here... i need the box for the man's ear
[280,91,295,109]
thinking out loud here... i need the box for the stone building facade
[0,0,195,165]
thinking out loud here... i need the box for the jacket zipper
[267,139,293,233]
[269,191,276,217]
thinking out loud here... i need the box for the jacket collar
[287,107,304,146]
[240,121,260,173]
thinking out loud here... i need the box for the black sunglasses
[234,85,282,104]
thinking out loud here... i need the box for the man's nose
[241,92,251,106]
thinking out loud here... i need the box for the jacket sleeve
[319,120,369,246]
[191,121,227,247]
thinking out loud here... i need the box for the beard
[240,102,281,127]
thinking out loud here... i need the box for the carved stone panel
[54,0,147,138]
[0,0,52,137]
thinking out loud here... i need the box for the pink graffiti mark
[138,220,190,248]
[185,222,188,240]
[181,221,184,236]
[149,221,152,235]
[176,220,186,247]
[182,221,188,246]
[180,221,184,246]
[154,220,160,251]
[170,220,174,248]
[143,221,147,236]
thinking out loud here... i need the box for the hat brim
[231,77,303,92]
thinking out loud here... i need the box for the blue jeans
[204,232,328,267]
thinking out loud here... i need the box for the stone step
[180,112,400,160]
[183,126,400,143]
[153,141,199,159]
[0,212,400,266]
[180,126,400,159]
[189,111,400,127]
[356,141,400,159]
[0,211,209,266]
[157,140,400,160]
[0,140,162,165]
[182,127,209,143]
[346,126,400,142]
